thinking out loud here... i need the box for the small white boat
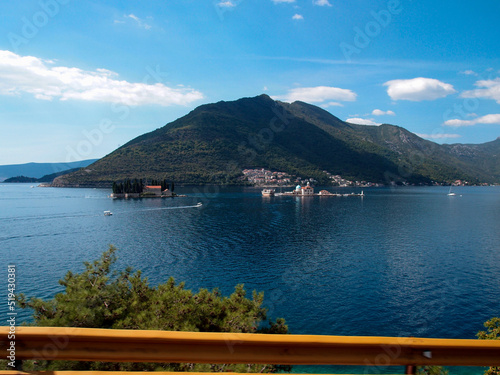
[104,210,113,216]
[262,189,275,196]
[196,202,202,207]
[447,186,456,196]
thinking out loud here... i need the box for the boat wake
[1,203,203,222]
[108,202,203,215]
[1,212,101,222]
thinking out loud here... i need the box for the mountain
[3,176,38,183]
[3,168,84,183]
[53,95,500,187]
[0,159,98,182]
[442,138,500,182]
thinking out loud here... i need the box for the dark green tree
[161,179,170,191]
[16,246,290,372]
[417,366,449,375]
[477,317,500,375]
[124,179,132,193]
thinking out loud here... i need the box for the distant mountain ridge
[0,159,98,181]
[53,95,500,186]
[3,168,84,183]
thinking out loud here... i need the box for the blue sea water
[1,183,500,373]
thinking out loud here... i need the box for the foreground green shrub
[14,246,290,372]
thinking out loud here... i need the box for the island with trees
[111,178,179,198]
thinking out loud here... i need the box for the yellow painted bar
[0,373,402,375]
[0,373,401,375]
[2,326,500,366]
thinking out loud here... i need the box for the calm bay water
[1,183,500,372]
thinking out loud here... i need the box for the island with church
[110,179,182,199]
[262,182,364,197]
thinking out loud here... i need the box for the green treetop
[478,317,500,375]
[16,246,290,372]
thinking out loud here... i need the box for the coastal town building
[288,182,314,195]
[273,182,364,197]
[242,168,292,186]
[300,182,314,195]
[244,168,379,188]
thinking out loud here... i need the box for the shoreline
[2,182,499,188]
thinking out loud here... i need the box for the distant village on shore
[243,168,382,188]
[241,168,487,188]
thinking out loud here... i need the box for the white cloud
[321,102,344,108]
[123,14,152,30]
[444,119,474,127]
[461,78,500,104]
[313,0,332,6]
[274,86,356,103]
[443,114,500,127]
[461,70,478,76]
[416,133,462,140]
[217,1,236,7]
[372,109,395,116]
[0,50,204,106]
[345,118,380,126]
[292,14,304,20]
[384,77,456,101]
[272,0,296,3]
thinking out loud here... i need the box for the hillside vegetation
[53,95,500,186]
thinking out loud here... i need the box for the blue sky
[0,0,499,164]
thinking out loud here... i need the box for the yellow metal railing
[2,326,500,374]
